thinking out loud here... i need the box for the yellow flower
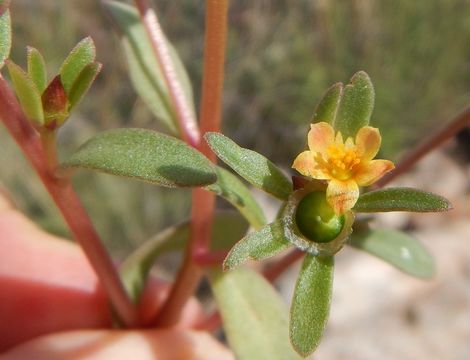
[292,122,394,214]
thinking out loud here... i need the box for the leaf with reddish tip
[27,46,47,93]
[41,75,69,128]
[6,60,44,125]
[68,62,102,109]
[60,37,96,93]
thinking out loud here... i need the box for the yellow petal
[292,151,330,179]
[308,122,335,155]
[326,178,359,215]
[354,159,395,186]
[355,126,381,161]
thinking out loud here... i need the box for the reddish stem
[0,76,139,326]
[376,106,470,187]
[263,249,304,282]
[195,311,222,332]
[193,249,229,266]
[146,0,229,327]
[134,0,200,147]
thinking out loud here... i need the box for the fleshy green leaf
[312,82,343,124]
[209,267,301,360]
[224,220,291,271]
[6,60,44,125]
[63,128,216,187]
[333,71,374,138]
[0,9,11,69]
[205,132,292,200]
[290,254,334,357]
[104,0,195,135]
[121,211,248,302]
[349,227,435,278]
[206,166,266,229]
[59,37,96,94]
[27,46,47,93]
[68,62,102,109]
[354,187,452,213]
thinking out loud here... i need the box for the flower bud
[41,75,69,129]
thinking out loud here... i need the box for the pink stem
[151,0,228,327]
[0,76,139,327]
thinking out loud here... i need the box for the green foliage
[290,255,334,357]
[104,0,195,136]
[63,128,217,187]
[209,267,301,360]
[349,227,435,278]
[354,187,452,213]
[121,211,248,302]
[68,61,102,108]
[59,37,96,93]
[0,9,11,69]
[223,220,291,271]
[206,166,267,229]
[333,71,374,138]
[26,46,47,93]
[205,132,292,200]
[311,82,342,124]
[6,60,44,125]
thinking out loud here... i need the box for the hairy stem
[376,106,470,187]
[38,129,59,173]
[134,0,200,147]
[0,76,139,327]
[154,0,229,327]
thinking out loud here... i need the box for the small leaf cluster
[6,37,101,130]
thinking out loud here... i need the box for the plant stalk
[376,106,470,187]
[153,0,229,327]
[0,76,139,327]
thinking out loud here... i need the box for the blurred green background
[1,0,468,257]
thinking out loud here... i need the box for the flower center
[316,142,361,180]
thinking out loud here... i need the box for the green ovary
[295,191,345,243]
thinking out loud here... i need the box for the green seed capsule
[295,191,345,243]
